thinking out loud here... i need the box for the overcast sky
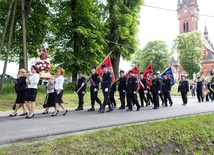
[1,0,214,76]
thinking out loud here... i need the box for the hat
[157,71,160,74]
[101,65,106,69]
[181,75,186,78]
[129,70,133,73]
[77,71,82,74]
[152,72,158,76]
[91,66,96,69]
[197,76,200,79]
[140,72,144,75]
[120,70,124,73]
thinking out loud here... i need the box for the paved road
[0,97,214,145]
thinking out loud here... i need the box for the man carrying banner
[196,76,204,103]
[126,70,141,111]
[118,70,127,110]
[99,65,113,113]
[162,74,173,107]
[75,71,86,111]
[88,66,102,111]
[139,72,149,107]
[151,73,161,109]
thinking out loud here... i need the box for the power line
[142,4,214,18]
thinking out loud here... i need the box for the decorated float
[35,44,51,79]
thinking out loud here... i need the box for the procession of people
[8,46,214,118]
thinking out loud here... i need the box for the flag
[96,55,115,81]
[124,66,139,78]
[161,67,175,86]
[143,62,153,88]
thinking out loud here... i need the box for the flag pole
[111,65,137,85]
[160,66,170,77]
[76,50,114,93]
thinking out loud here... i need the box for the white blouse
[27,73,39,89]
[55,75,64,90]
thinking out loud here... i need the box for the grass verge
[0,113,214,155]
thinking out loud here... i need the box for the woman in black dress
[9,69,28,117]
[42,73,56,114]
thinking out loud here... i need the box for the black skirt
[25,88,38,102]
[15,90,26,104]
[46,92,55,107]
[55,90,63,104]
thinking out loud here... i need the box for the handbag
[43,94,49,108]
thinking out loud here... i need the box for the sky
[1,0,214,77]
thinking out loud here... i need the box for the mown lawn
[0,83,181,112]
[0,113,214,155]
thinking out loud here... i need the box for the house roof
[178,0,198,10]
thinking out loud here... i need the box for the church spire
[204,24,209,40]
[177,0,181,5]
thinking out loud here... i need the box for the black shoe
[20,112,28,116]
[75,108,81,111]
[153,107,156,109]
[170,103,173,107]
[88,108,95,111]
[107,109,113,112]
[113,104,116,108]
[182,103,187,106]
[52,111,59,116]
[99,109,105,113]
[126,109,132,111]
[26,114,34,119]
[163,105,168,107]
[137,106,140,111]
[119,107,125,110]
[141,105,144,107]
[9,113,17,117]
[63,109,68,115]
[42,111,48,114]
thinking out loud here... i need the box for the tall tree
[172,30,205,79]
[0,0,52,69]
[105,0,144,78]
[51,0,105,80]
[133,40,172,72]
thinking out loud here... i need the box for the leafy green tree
[172,30,205,79]
[133,40,172,72]
[105,0,144,78]
[0,0,52,68]
[51,0,105,80]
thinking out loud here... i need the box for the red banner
[143,62,153,88]
[96,56,115,81]
[124,66,139,78]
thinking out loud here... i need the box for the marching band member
[138,72,149,107]
[178,75,189,106]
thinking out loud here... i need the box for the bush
[2,83,15,94]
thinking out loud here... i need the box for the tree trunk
[0,0,17,94]
[21,0,28,71]
[0,0,14,51]
[71,0,77,82]
[111,51,120,79]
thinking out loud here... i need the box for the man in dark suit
[151,73,161,109]
[162,74,173,107]
[138,72,149,107]
[126,70,141,111]
[88,66,102,111]
[196,77,204,103]
[99,65,113,113]
[157,72,164,105]
[178,75,189,105]
[75,71,86,111]
[118,70,127,110]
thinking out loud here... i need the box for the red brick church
[172,0,214,79]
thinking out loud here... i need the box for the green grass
[0,82,181,112]
[0,113,214,154]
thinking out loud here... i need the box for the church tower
[177,0,199,34]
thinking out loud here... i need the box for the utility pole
[21,0,28,71]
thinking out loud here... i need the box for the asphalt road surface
[0,97,214,145]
